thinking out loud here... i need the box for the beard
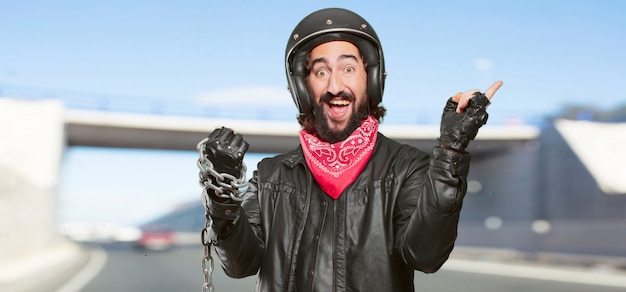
[312,91,369,144]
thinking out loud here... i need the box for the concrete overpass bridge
[64,107,540,154]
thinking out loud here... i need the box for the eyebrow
[310,54,359,67]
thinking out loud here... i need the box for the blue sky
[3,1,625,119]
[2,0,625,225]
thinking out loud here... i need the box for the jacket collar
[281,146,305,168]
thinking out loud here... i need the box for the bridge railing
[0,83,545,126]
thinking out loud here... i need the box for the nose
[327,72,345,96]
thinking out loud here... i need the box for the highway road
[74,244,626,292]
[79,244,256,291]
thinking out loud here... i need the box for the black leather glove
[204,127,249,178]
[438,92,490,152]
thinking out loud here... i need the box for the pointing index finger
[485,80,503,100]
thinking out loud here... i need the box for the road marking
[56,245,108,292]
[443,258,626,288]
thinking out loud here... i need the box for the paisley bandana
[299,116,378,199]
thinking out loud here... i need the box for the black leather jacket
[207,133,471,292]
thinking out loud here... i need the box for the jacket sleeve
[397,146,470,273]
[206,171,265,278]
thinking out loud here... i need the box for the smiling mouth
[325,98,351,119]
[329,99,351,106]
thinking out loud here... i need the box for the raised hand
[438,81,503,152]
[204,127,249,178]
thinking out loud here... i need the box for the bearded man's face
[306,41,369,143]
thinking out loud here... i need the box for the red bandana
[299,116,378,199]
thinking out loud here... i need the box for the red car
[136,225,175,251]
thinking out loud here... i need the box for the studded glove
[203,127,249,178]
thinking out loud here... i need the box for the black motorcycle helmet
[285,8,386,116]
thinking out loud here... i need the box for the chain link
[201,227,215,292]
[197,137,247,202]
[197,137,247,292]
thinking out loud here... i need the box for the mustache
[320,91,355,103]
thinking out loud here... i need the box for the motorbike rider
[199,7,502,292]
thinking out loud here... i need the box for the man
[198,7,502,292]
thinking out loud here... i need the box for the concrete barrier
[0,98,73,290]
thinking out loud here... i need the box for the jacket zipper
[332,199,337,292]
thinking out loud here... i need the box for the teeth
[329,100,350,106]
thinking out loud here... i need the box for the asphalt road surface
[80,244,256,291]
[78,244,626,292]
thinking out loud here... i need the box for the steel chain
[197,137,247,292]
[201,227,215,292]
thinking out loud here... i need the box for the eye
[314,69,329,78]
[344,66,355,73]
